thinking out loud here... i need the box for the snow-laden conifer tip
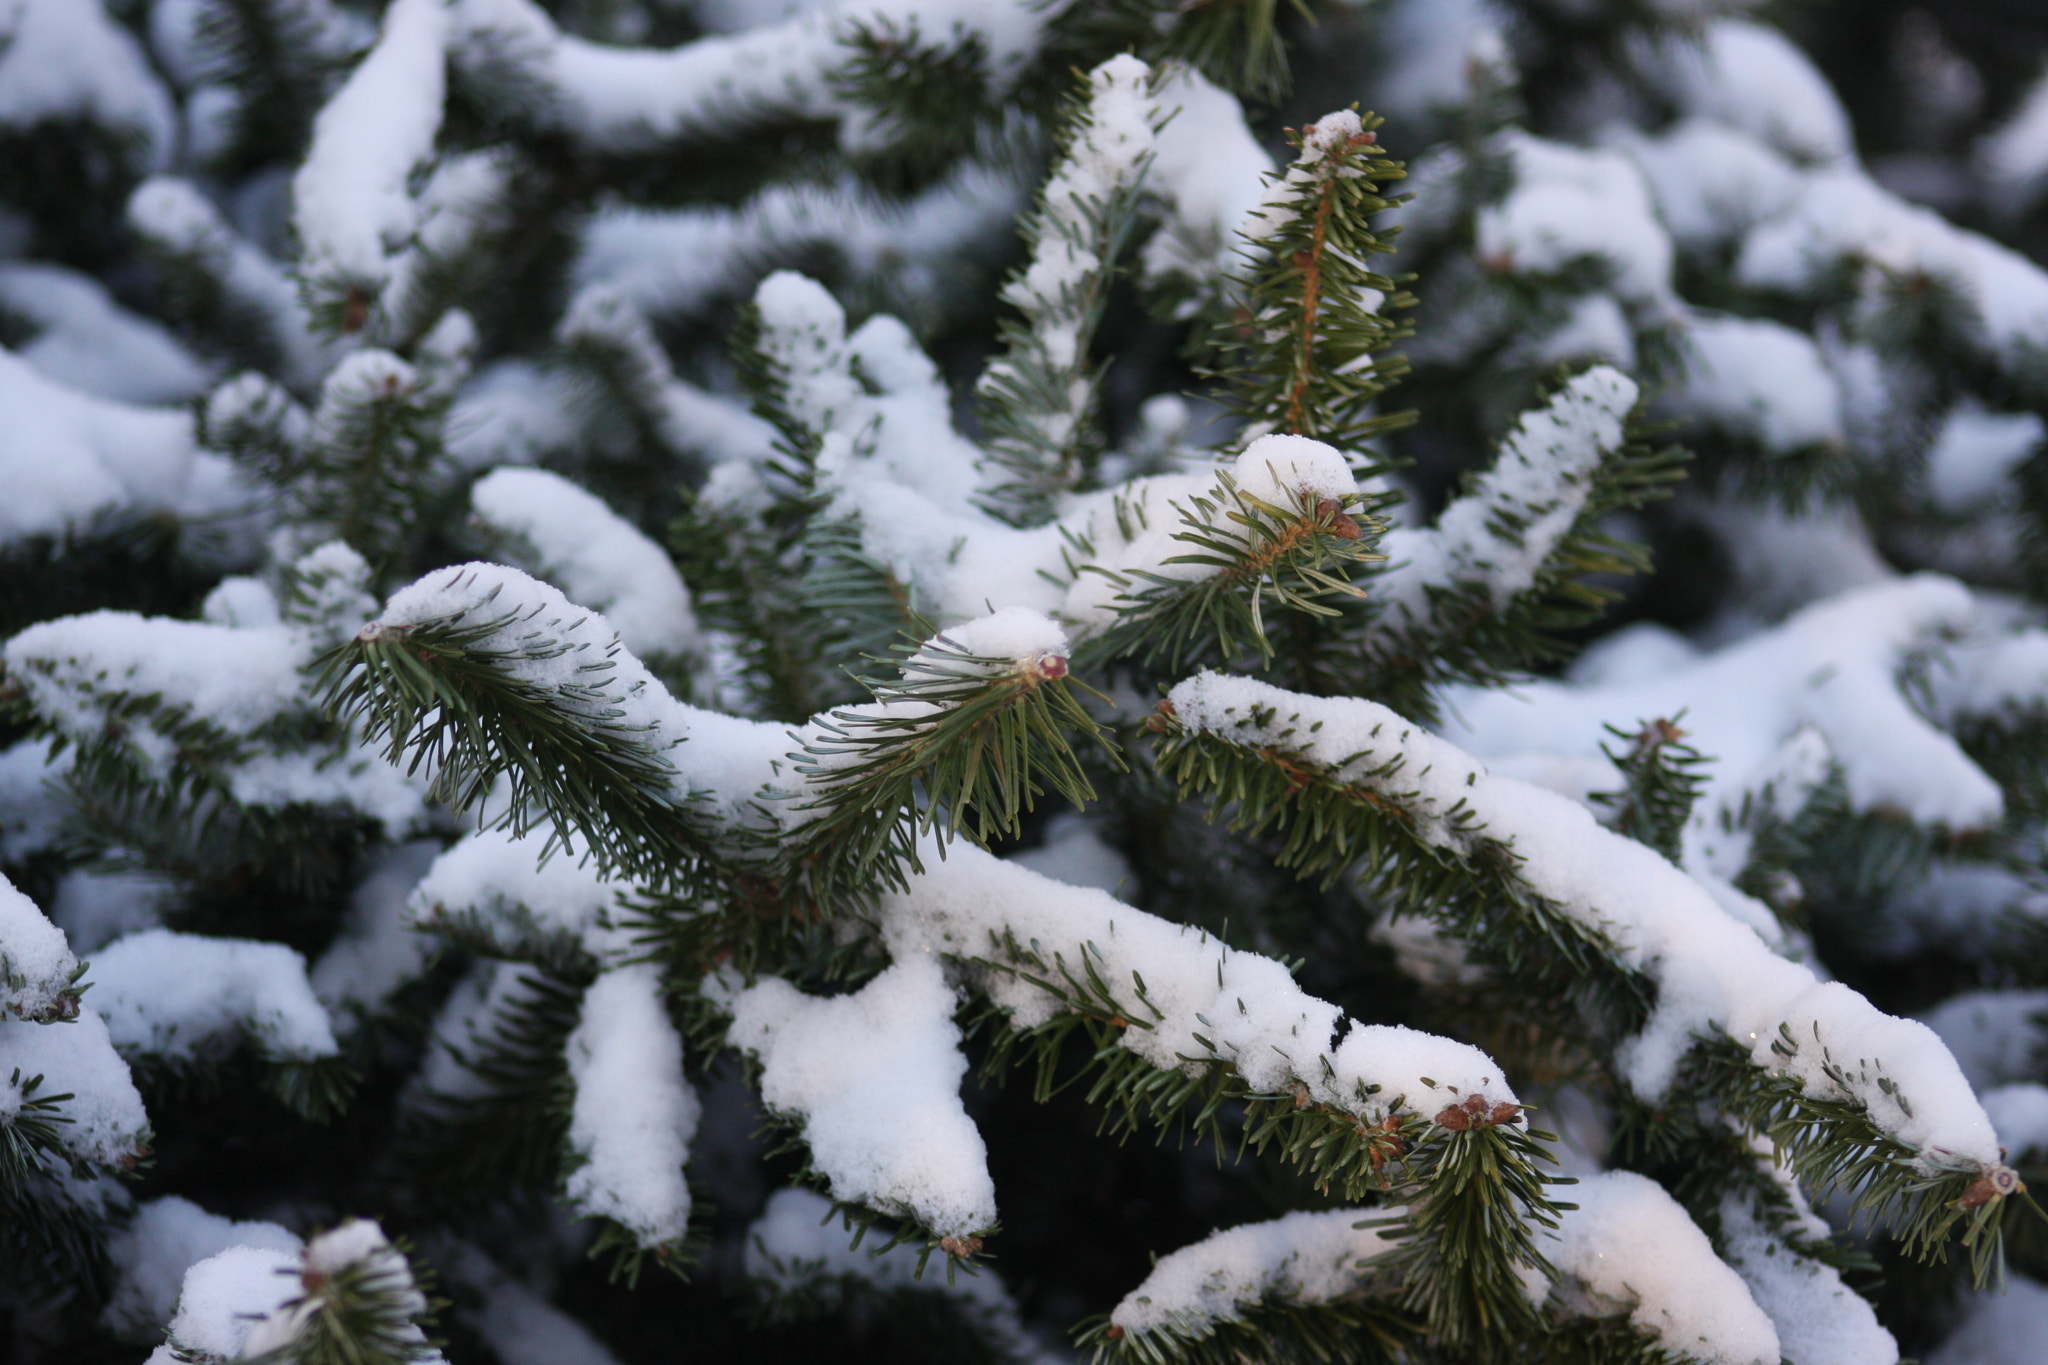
[1232,433,1358,506]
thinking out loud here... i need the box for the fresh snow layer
[0,347,198,544]
[102,1196,300,1340]
[0,0,175,167]
[745,1187,1052,1361]
[1924,403,2044,514]
[720,955,995,1237]
[293,0,450,288]
[1108,1207,1398,1337]
[0,1007,148,1167]
[91,929,340,1063]
[1477,134,1674,303]
[0,870,79,1020]
[564,964,699,1246]
[368,562,790,821]
[1632,19,1852,165]
[162,1243,305,1359]
[470,466,700,660]
[0,263,212,405]
[876,839,1518,1126]
[1717,1195,1897,1365]
[1920,991,2048,1092]
[1373,367,1636,632]
[1166,672,2001,1164]
[1440,575,2006,834]
[1928,1273,2048,1365]
[1540,1172,1779,1365]
[1142,67,1272,310]
[311,840,443,1016]
[409,825,633,963]
[1980,1084,2048,1162]
[1668,314,1843,452]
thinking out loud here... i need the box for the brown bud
[1033,653,1069,680]
[1490,1102,1522,1125]
[1106,1326,1125,1341]
[342,287,371,335]
[1435,1105,1471,1131]
[1316,498,1363,540]
[1349,131,1377,147]
[940,1234,984,1258]
[1955,1166,2025,1209]
[1292,1081,1312,1110]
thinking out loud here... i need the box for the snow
[718,955,995,1237]
[1441,575,2005,834]
[102,1196,300,1339]
[366,562,789,820]
[439,1241,628,1365]
[455,0,1043,152]
[91,929,340,1063]
[574,161,1023,323]
[745,1187,1051,1360]
[1923,628,2048,727]
[0,263,212,404]
[49,868,171,956]
[1366,0,1512,121]
[1615,120,1802,254]
[293,0,450,291]
[1540,1171,1778,1365]
[1924,403,2044,514]
[1009,812,1131,895]
[311,840,443,1017]
[1476,134,1674,304]
[409,826,633,963]
[564,964,700,1246]
[0,1007,148,1167]
[241,1220,439,1360]
[1166,671,2002,1164]
[1981,1084,2048,1164]
[161,1243,305,1359]
[1929,1273,2048,1365]
[1232,434,1357,507]
[1920,991,2048,1092]
[445,360,583,469]
[1632,20,1853,165]
[1142,68,1272,311]
[1372,366,1637,633]
[0,0,175,170]
[1979,66,2048,217]
[0,347,198,544]
[0,870,78,1021]
[978,54,1155,444]
[914,607,1068,670]
[876,839,1517,1127]
[0,739,67,863]
[470,467,700,661]
[1717,1195,1897,1365]
[1108,1207,1397,1337]
[128,177,331,392]
[1668,314,1843,452]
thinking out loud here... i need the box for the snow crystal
[471,467,699,661]
[409,826,633,963]
[877,840,1515,1125]
[1109,1207,1398,1336]
[1167,672,2000,1163]
[1540,1171,1778,1365]
[293,0,450,287]
[1924,403,2044,514]
[102,1196,300,1340]
[91,929,340,1063]
[720,955,993,1236]
[311,840,443,1017]
[564,964,699,1246]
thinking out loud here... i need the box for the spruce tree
[5,2,2048,1363]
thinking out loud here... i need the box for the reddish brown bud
[1106,1326,1125,1341]
[940,1234,984,1257]
[1349,130,1377,147]
[1033,652,1069,680]
[1435,1105,1471,1131]
[1490,1102,1522,1125]
[1316,497,1363,540]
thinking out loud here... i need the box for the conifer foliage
[7,2,2048,1363]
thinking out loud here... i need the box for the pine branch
[1591,716,1709,864]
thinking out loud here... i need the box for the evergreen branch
[317,570,729,889]
[1591,716,1709,864]
[242,1222,442,1365]
[976,56,1159,526]
[1219,110,1413,453]
[786,627,1118,895]
[1078,1293,1417,1365]
[1152,676,2027,1282]
[1077,475,1385,675]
